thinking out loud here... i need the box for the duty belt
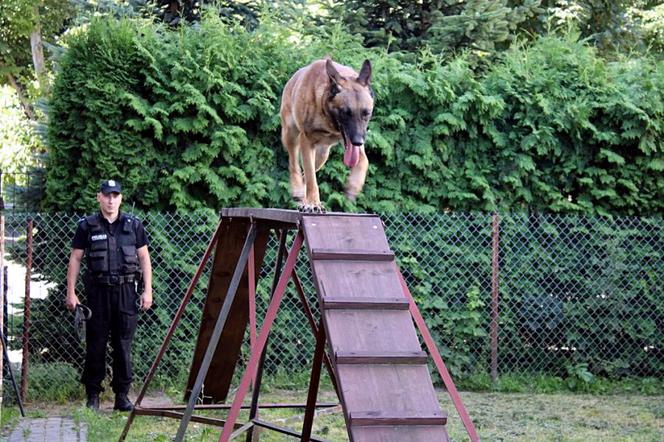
[92,274,136,285]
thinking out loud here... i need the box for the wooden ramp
[121,209,478,442]
[302,214,449,441]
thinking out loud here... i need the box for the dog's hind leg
[345,147,369,201]
[282,125,305,201]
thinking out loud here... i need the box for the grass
[23,362,82,402]
[2,388,663,441]
[0,405,21,435]
[459,372,664,395]
[2,372,663,440]
[445,392,664,441]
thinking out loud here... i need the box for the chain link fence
[2,210,663,401]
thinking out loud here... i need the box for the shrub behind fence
[2,210,662,399]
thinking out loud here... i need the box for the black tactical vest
[85,213,140,276]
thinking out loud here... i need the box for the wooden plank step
[322,297,409,310]
[301,216,390,254]
[335,365,442,420]
[352,425,451,442]
[350,411,447,426]
[310,248,394,261]
[336,351,428,365]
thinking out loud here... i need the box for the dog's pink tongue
[343,142,360,168]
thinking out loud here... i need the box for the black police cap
[99,179,122,194]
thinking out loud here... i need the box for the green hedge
[46,17,664,216]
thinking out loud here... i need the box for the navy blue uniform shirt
[71,212,148,250]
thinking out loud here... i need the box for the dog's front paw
[297,201,326,213]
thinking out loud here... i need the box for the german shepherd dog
[280,57,374,212]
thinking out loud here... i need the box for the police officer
[65,179,153,411]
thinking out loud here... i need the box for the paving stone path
[7,417,87,442]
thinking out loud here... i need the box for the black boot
[114,393,134,411]
[86,393,100,410]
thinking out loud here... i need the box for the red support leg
[248,244,257,378]
[397,270,480,442]
[301,318,326,441]
[247,230,288,442]
[218,232,305,442]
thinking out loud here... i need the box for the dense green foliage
[0,0,74,102]
[46,16,304,211]
[534,0,664,53]
[46,16,664,215]
[321,0,664,56]
[1,86,43,173]
[328,0,543,54]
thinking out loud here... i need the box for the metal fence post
[21,217,33,401]
[0,212,4,406]
[490,213,500,382]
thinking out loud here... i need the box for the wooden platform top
[220,208,379,227]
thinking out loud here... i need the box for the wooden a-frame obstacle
[120,208,480,442]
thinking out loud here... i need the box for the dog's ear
[326,59,344,86]
[357,59,372,86]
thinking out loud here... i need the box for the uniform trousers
[81,280,138,395]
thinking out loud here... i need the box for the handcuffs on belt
[73,297,155,340]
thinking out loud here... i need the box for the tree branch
[5,73,36,120]
[31,5,49,93]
